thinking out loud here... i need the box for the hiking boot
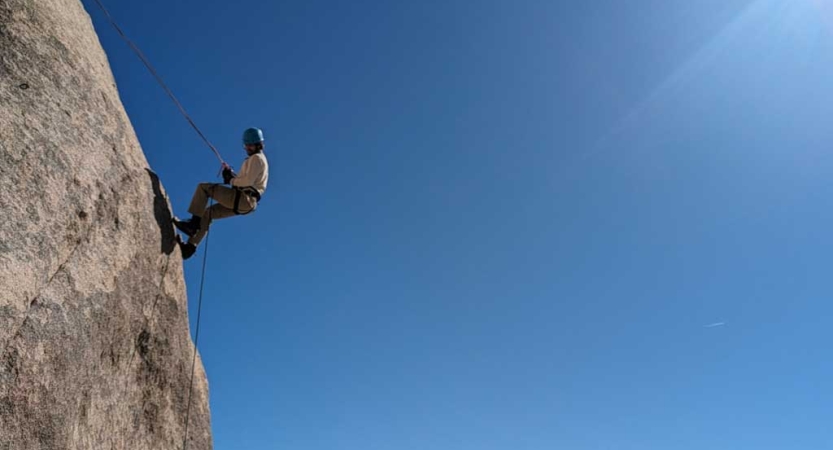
[173,217,200,237]
[179,241,197,260]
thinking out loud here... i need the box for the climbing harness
[91,0,226,165]
[233,187,260,215]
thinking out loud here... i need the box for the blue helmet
[243,127,265,145]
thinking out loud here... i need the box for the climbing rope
[181,199,213,449]
[90,0,225,165]
[89,2,224,445]
[90,1,221,445]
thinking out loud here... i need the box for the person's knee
[199,182,220,199]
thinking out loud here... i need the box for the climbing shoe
[179,241,197,260]
[173,217,200,237]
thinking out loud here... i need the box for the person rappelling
[173,127,269,260]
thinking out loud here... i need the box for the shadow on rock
[145,169,176,255]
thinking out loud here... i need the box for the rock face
[0,0,212,448]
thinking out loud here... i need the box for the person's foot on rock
[173,217,200,237]
[179,241,197,260]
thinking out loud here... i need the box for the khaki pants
[187,183,256,245]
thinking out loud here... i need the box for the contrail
[704,322,726,328]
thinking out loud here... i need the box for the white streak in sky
[704,322,726,328]
[586,0,775,157]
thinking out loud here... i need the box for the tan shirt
[231,152,269,194]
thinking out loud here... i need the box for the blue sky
[86,0,833,448]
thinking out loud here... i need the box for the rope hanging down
[181,201,212,450]
[90,2,219,445]
[91,0,225,165]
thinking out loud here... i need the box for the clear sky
[86,0,833,448]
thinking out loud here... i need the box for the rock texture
[0,0,212,448]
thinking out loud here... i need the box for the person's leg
[188,183,238,218]
[177,183,240,236]
[235,195,257,215]
[187,202,237,246]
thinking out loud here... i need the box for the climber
[173,127,269,260]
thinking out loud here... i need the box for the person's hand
[222,166,235,184]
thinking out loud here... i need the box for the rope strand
[89,2,220,446]
[91,0,225,164]
[182,199,213,449]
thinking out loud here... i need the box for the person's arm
[231,156,265,188]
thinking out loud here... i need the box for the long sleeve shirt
[231,152,269,195]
